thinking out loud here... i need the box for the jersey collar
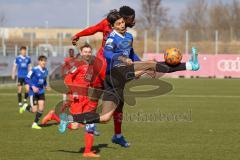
[37,65,46,73]
[19,55,26,59]
[113,30,125,38]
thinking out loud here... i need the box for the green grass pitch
[0,78,240,160]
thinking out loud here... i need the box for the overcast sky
[0,0,229,28]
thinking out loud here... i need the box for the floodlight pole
[86,0,90,43]
[45,20,49,45]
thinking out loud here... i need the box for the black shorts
[102,65,135,107]
[18,77,26,86]
[29,94,45,106]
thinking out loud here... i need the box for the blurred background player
[71,6,137,148]
[11,46,32,111]
[62,48,75,101]
[20,55,49,129]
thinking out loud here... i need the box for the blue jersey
[104,30,141,74]
[25,65,48,95]
[14,55,31,78]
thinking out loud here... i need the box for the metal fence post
[215,30,218,55]
[15,45,18,56]
[30,32,34,55]
[156,27,160,53]
[144,30,148,53]
[185,30,189,55]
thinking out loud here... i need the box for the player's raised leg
[134,47,200,74]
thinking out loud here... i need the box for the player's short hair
[20,46,27,51]
[119,6,135,18]
[38,55,47,61]
[107,9,122,26]
[80,43,92,51]
[69,48,74,52]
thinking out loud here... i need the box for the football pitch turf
[0,78,240,160]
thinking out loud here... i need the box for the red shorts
[70,96,98,114]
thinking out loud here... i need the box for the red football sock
[113,111,123,135]
[51,113,60,123]
[84,132,94,153]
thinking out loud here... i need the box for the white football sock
[186,62,192,70]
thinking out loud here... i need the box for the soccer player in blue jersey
[12,46,32,110]
[20,55,49,129]
[59,10,200,141]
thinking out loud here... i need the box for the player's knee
[31,107,37,113]
[18,87,22,92]
[100,114,112,123]
[38,108,44,113]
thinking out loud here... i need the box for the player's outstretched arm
[72,19,107,45]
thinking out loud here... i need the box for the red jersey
[62,57,76,77]
[63,59,97,114]
[74,18,112,48]
[64,57,75,64]
[64,59,91,95]
[73,18,111,87]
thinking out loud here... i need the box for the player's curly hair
[119,6,135,18]
[107,9,122,26]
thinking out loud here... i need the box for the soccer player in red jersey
[62,48,76,78]
[64,44,100,158]
[71,6,137,147]
[62,48,75,101]
[54,44,100,158]
[64,48,75,63]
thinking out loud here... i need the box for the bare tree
[209,1,229,30]
[0,11,6,27]
[208,1,231,41]
[208,0,240,41]
[137,0,170,32]
[180,0,208,41]
[228,0,240,40]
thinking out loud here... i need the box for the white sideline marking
[166,95,240,98]
[0,93,239,98]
